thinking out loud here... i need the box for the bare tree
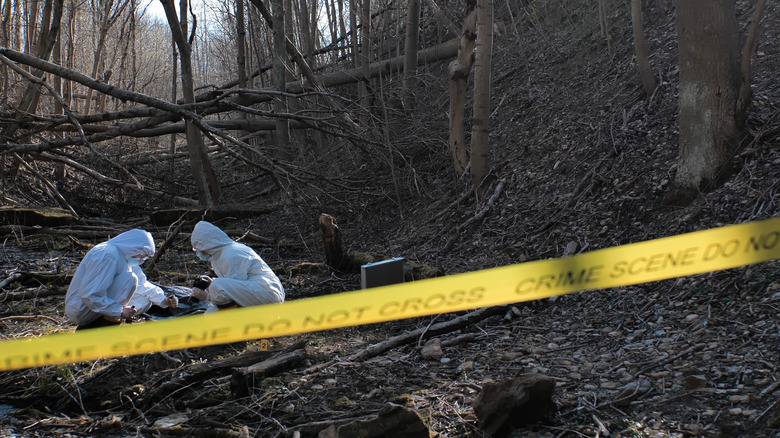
[271,0,290,157]
[359,0,370,112]
[83,0,130,115]
[402,0,419,108]
[2,0,63,142]
[470,0,492,199]
[448,0,476,174]
[160,0,221,207]
[630,0,655,97]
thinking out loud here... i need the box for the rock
[421,338,444,360]
[318,403,431,438]
[685,375,708,390]
[458,360,475,372]
[472,374,557,437]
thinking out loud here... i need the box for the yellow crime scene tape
[1,217,779,371]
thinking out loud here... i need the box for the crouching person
[190,221,285,310]
[65,229,158,331]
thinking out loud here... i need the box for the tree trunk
[448,0,476,174]
[236,0,248,89]
[738,0,768,117]
[64,0,76,111]
[668,0,743,205]
[402,0,420,109]
[0,0,12,100]
[169,33,178,175]
[271,0,290,158]
[631,0,655,97]
[161,0,221,207]
[1,0,63,142]
[359,0,371,114]
[470,0,492,199]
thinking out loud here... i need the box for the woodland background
[0,0,779,436]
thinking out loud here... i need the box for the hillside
[1,0,779,437]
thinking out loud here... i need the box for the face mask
[127,257,143,267]
[196,251,210,261]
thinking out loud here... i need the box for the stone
[685,375,708,390]
[472,374,557,437]
[421,338,444,360]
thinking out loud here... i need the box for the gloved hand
[163,295,179,308]
[120,306,136,319]
[193,275,212,290]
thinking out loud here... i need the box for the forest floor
[1,1,780,437]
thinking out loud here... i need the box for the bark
[670,0,743,204]
[631,0,656,97]
[448,1,476,174]
[471,0,492,199]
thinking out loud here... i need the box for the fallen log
[230,348,308,398]
[347,306,507,362]
[138,339,308,407]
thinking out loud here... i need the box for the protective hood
[191,221,234,252]
[108,229,156,259]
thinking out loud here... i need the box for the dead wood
[140,340,308,407]
[0,287,67,302]
[149,206,274,226]
[439,178,505,256]
[0,314,61,324]
[146,215,187,271]
[0,271,71,290]
[0,206,75,227]
[347,306,507,362]
[137,425,248,437]
[230,348,308,398]
[319,213,346,271]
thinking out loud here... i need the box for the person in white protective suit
[65,229,177,330]
[190,221,285,310]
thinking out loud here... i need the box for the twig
[0,315,62,324]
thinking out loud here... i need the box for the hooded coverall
[191,221,285,308]
[65,229,155,325]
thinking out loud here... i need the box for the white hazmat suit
[191,221,285,307]
[126,265,171,314]
[65,229,155,325]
